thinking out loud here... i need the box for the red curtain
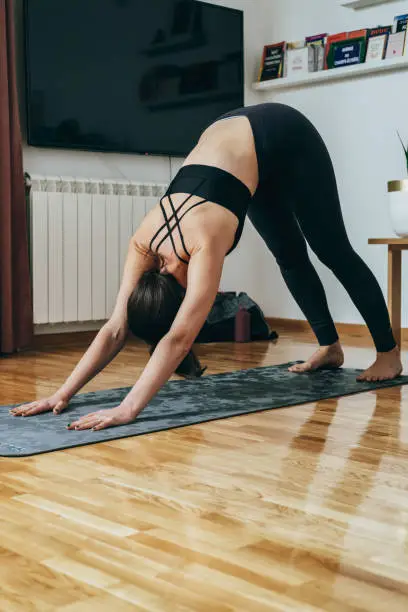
[0,0,33,354]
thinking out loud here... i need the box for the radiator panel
[29,177,166,325]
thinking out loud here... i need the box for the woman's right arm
[10,236,153,417]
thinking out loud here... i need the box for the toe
[292,365,311,374]
[357,373,370,382]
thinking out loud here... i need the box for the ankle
[378,345,400,356]
[320,341,342,350]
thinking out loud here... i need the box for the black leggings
[241,104,395,352]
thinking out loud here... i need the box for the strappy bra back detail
[149,164,252,264]
[149,178,208,265]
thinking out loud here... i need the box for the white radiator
[29,176,167,325]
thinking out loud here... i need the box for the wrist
[120,396,144,418]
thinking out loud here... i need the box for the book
[386,31,406,58]
[367,25,392,38]
[324,32,348,69]
[258,42,286,81]
[305,33,327,71]
[325,30,368,69]
[324,29,368,69]
[365,26,392,61]
[286,46,311,77]
[366,34,388,61]
[393,13,408,33]
[330,37,367,69]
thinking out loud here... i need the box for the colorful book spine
[305,33,327,71]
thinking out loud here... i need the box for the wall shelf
[341,0,401,9]
[253,55,408,93]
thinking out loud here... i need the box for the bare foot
[357,346,403,382]
[288,341,344,374]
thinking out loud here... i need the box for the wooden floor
[0,330,408,611]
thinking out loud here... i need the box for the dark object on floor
[198,291,277,343]
[235,306,251,343]
[1,363,407,457]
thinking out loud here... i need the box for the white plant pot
[388,180,408,238]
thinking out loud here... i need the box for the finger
[69,416,102,430]
[54,401,67,415]
[10,402,39,415]
[72,412,98,422]
[92,419,110,431]
[67,419,85,429]
[74,418,103,431]
[13,405,44,417]
[67,411,103,429]
[20,407,44,417]
[10,408,25,416]
[68,414,95,428]
[24,402,52,415]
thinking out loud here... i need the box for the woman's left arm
[68,245,224,431]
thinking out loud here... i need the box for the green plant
[397,131,408,174]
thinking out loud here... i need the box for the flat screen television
[23,0,244,156]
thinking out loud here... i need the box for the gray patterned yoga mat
[1,362,407,457]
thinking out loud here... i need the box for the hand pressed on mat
[10,394,69,417]
[67,403,136,431]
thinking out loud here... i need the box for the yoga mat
[1,362,407,457]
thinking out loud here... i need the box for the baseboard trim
[34,321,105,336]
[32,330,100,349]
[267,317,408,342]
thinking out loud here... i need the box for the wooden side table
[368,238,408,347]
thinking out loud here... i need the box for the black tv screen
[23,0,244,156]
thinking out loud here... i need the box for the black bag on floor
[197,291,278,343]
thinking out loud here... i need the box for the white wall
[234,0,408,327]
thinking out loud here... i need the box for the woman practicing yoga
[11,102,402,430]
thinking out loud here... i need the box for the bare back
[134,116,259,269]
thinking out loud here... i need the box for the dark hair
[127,270,206,379]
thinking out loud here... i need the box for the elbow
[103,320,128,345]
[164,331,193,357]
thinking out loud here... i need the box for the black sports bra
[149,164,252,264]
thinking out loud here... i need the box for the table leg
[388,246,402,347]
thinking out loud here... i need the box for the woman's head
[127,268,206,379]
[127,269,184,345]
